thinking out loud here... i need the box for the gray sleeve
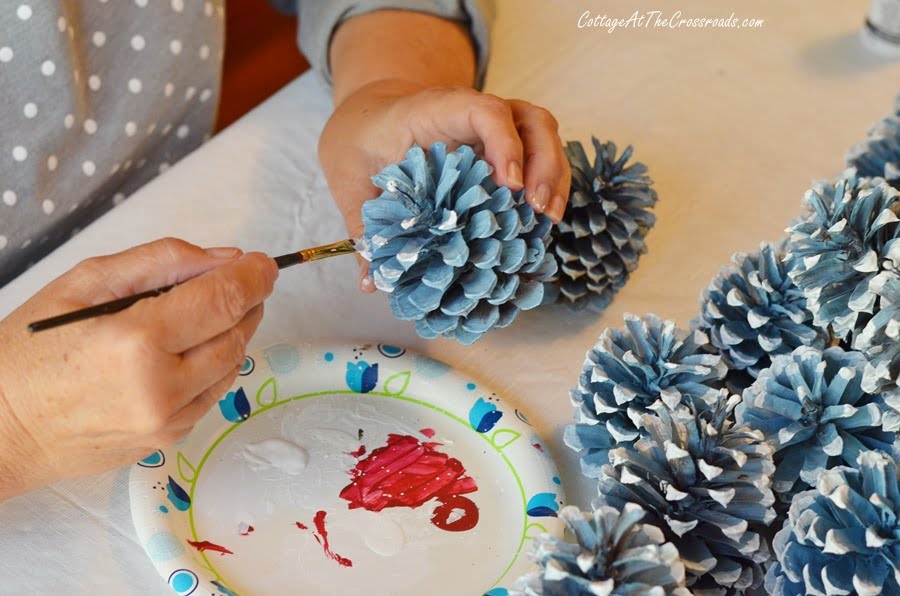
[293,0,495,89]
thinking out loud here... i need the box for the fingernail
[547,195,567,223]
[531,183,551,211]
[205,247,243,259]
[360,276,375,292]
[507,161,523,188]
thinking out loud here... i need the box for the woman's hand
[319,10,571,293]
[319,81,571,292]
[0,238,278,500]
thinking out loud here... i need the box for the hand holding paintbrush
[0,238,284,500]
[27,238,361,333]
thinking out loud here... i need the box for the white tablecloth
[1,0,898,592]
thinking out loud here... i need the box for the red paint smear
[431,494,479,532]
[239,525,254,536]
[348,445,367,458]
[339,434,479,532]
[420,428,436,438]
[186,540,234,556]
[294,511,352,567]
[533,443,544,453]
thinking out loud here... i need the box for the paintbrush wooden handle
[27,239,359,333]
[28,285,177,333]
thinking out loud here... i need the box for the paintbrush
[27,238,363,333]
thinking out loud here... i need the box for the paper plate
[130,342,565,595]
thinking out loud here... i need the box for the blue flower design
[526,492,560,518]
[217,387,250,423]
[469,397,502,433]
[346,361,378,393]
[165,476,191,512]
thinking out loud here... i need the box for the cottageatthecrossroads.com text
[578,10,765,33]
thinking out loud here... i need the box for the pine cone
[547,138,657,311]
[565,314,726,477]
[846,115,900,189]
[786,171,900,341]
[736,346,896,500]
[512,504,689,596]
[855,272,900,395]
[596,394,776,593]
[361,143,558,344]
[766,450,900,595]
[694,242,827,380]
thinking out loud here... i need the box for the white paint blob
[362,516,406,557]
[445,508,466,525]
[241,439,309,476]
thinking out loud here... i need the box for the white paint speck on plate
[241,439,309,476]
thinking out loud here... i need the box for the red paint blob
[348,445,367,458]
[533,443,544,453]
[294,511,352,568]
[239,525,254,536]
[186,540,234,556]
[420,428,436,438]
[431,494,480,532]
[339,433,479,532]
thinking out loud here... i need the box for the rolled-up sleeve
[285,0,494,89]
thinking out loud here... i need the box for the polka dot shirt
[0,0,492,289]
[0,0,224,287]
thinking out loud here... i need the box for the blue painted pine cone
[565,313,726,477]
[546,138,657,311]
[565,314,726,477]
[512,504,689,596]
[596,394,776,593]
[361,143,558,344]
[736,345,897,500]
[786,171,899,342]
[854,272,900,395]
[847,115,900,189]
[694,242,827,380]
[766,450,900,595]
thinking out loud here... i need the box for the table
[2,0,898,592]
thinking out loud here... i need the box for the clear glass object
[862,0,900,56]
